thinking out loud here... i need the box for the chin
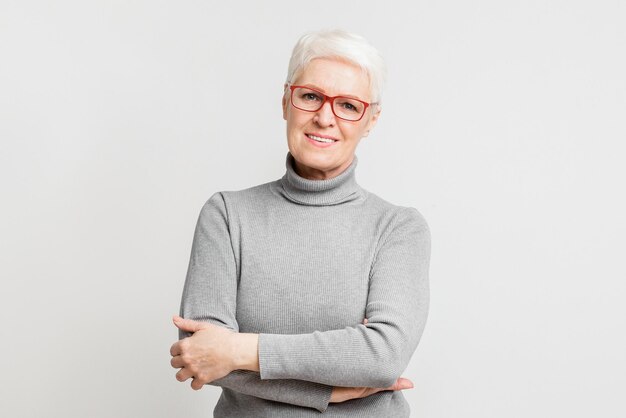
[300,151,337,166]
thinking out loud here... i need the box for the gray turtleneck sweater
[179,151,431,417]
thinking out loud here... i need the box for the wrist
[231,332,259,372]
[329,386,348,403]
[329,387,340,403]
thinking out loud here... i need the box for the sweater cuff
[258,333,287,380]
[305,380,332,413]
[258,333,332,412]
[259,334,333,412]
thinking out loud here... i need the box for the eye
[337,100,360,113]
[340,102,357,111]
[301,92,322,102]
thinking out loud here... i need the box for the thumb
[172,315,208,332]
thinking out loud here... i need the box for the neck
[293,156,355,180]
[278,151,365,206]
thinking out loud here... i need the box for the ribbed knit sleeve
[258,207,431,388]
[179,192,333,412]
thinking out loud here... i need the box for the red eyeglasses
[288,85,373,122]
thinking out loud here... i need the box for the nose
[313,100,336,127]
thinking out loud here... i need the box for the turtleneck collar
[278,151,365,206]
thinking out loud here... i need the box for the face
[282,57,381,180]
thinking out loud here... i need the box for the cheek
[341,124,366,141]
[287,111,310,130]
[285,115,303,140]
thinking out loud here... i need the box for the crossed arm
[169,193,431,412]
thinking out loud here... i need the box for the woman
[169,29,431,417]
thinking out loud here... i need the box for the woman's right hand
[329,377,414,403]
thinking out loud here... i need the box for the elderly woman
[169,29,431,417]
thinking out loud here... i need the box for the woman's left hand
[330,377,414,403]
[170,316,239,390]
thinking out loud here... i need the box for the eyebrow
[300,84,366,101]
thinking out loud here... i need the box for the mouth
[305,133,339,144]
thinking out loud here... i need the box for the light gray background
[1,1,625,417]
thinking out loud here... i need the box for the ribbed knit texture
[179,151,431,417]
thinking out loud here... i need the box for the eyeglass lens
[292,87,365,121]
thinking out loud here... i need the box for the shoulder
[362,188,430,234]
[359,189,431,262]
[198,180,277,219]
[363,191,431,270]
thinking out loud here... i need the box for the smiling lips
[306,133,339,146]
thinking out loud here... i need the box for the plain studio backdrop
[1,1,624,417]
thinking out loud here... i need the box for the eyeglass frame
[287,84,376,122]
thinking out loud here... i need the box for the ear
[282,84,289,121]
[363,104,382,137]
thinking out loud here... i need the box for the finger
[170,341,182,357]
[388,377,414,391]
[362,318,368,325]
[176,367,194,383]
[191,377,206,391]
[170,355,184,369]
[173,316,207,333]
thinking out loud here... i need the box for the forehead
[293,58,371,101]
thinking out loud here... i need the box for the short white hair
[285,29,387,104]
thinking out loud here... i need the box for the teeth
[308,134,336,143]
